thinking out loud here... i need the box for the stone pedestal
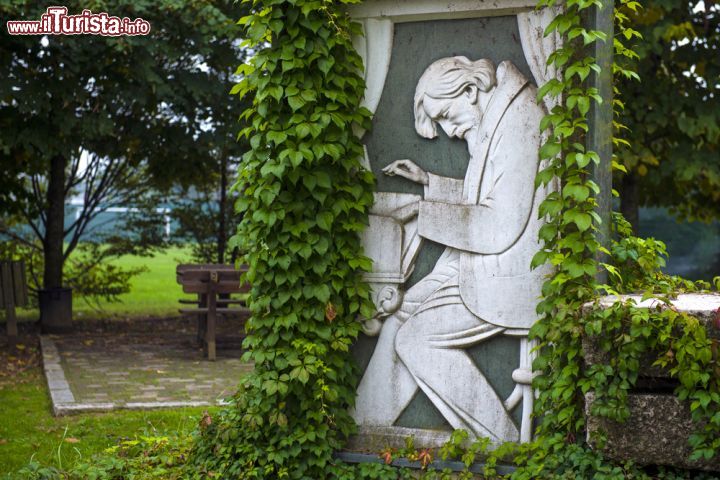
[585,293,720,472]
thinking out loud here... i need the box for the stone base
[584,293,720,473]
[586,392,720,472]
[347,425,453,452]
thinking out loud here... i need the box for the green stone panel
[352,332,378,375]
[467,336,523,428]
[354,16,534,432]
[394,391,451,430]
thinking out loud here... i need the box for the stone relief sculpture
[354,56,552,443]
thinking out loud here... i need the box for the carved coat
[416,61,551,330]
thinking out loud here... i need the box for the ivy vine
[188,0,376,477]
[520,0,720,477]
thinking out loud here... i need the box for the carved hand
[382,159,429,185]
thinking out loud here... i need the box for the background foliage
[615,0,720,228]
[0,0,244,296]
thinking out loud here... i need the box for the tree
[616,0,720,230]
[0,1,245,297]
[168,72,250,266]
[0,153,157,301]
[170,158,243,265]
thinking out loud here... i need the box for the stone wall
[584,293,720,472]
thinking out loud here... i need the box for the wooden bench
[176,264,250,360]
[1,260,28,340]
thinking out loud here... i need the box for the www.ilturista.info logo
[6,6,151,36]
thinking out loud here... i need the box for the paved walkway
[41,328,253,415]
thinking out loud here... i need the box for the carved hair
[414,56,497,139]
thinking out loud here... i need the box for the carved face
[421,87,481,140]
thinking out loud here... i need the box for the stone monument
[348,0,562,448]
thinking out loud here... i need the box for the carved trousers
[354,249,519,442]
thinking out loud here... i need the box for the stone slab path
[41,331,253,415]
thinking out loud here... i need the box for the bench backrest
[176,264,250,295]
[0,260,29,308]
[177,263,240,273]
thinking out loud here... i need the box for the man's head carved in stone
[414,56,497,140]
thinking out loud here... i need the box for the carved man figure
[354,57,550,442]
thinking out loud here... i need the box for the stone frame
[347,0,563,449]
[348,0,557,122]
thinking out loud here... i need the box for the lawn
[0,247,218,476]
[74,246,196,319]
[0,368,213,477]
[9,246,196,324]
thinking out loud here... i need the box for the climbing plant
[516,0,720,477]
[188,0,377,477]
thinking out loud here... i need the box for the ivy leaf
[540,142,562,160]
[288,95,305,111]
[289,150,303,167]
[318,57,335,75]
[316,211,333,231]
[563,210,593,231]
[531,250,550,269]
[562,183,590,201]
[267,131,288,145]
[315,171,331,189]
[247,21,266,41]
[296,123,311,139]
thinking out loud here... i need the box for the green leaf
[267,130,288,145]
[540,142,562,159]
[562,183,590,201]
[288,95,305,111]
[563,210,593,232]
[316,211,333,231]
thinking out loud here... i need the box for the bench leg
[5,301,17,340]
[207,340,216,362]
[197,294,207,346]
[207,294,217,361]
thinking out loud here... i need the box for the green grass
[74,246,195,319]
[10,246,196,323]
[0,369,212,477]
[0,246,223,476]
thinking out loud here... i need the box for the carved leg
[353,315,417,425]
[395,304,518,443]
[503,335,535,442]
[354,249,459,426]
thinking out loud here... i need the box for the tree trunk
[217,155,228,264]
[43,154,67,289]
[619,173,640,234]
